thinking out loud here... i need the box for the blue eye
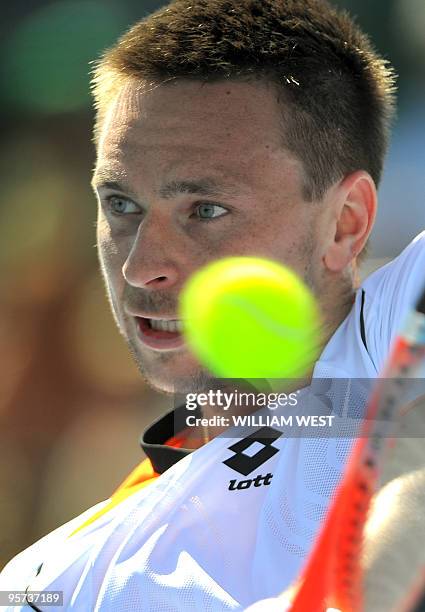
[108,196,140,215]
[195,203,228,220]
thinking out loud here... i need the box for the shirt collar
[140,404,202,474]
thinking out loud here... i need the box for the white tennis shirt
[1,231,424,611]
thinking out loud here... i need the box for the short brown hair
[91,0,396,201]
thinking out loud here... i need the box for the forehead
[95,79,296,186]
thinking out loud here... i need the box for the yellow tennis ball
[179,257,322,379]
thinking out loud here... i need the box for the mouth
[134,316,186,351]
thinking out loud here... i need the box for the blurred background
[0,0,424,569]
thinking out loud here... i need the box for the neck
[320,272,356,347]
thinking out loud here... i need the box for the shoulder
[360,231,425,371]
[361,230,425,314]
[362,230,425,299]
[0,500,108,590]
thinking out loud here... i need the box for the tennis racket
[290,286,425,612]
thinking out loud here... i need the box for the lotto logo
[228,472,273,491]
[223,427,282,476]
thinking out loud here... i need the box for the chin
[143,365,215,395]
[127,339,214,395]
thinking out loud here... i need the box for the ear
[323,171,377,272]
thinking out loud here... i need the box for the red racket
[290,287,425,612]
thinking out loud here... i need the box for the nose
[122,214,180,290]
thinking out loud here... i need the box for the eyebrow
[92,179,131,193]
[159,178,237,199]
[92,173,239,200]
[91,168,132,193]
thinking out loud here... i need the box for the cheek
[248,204,319,268]
[96,216,128,302]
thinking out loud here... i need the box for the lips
[134,316,186,350]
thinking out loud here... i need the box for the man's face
[93,79,331,393]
